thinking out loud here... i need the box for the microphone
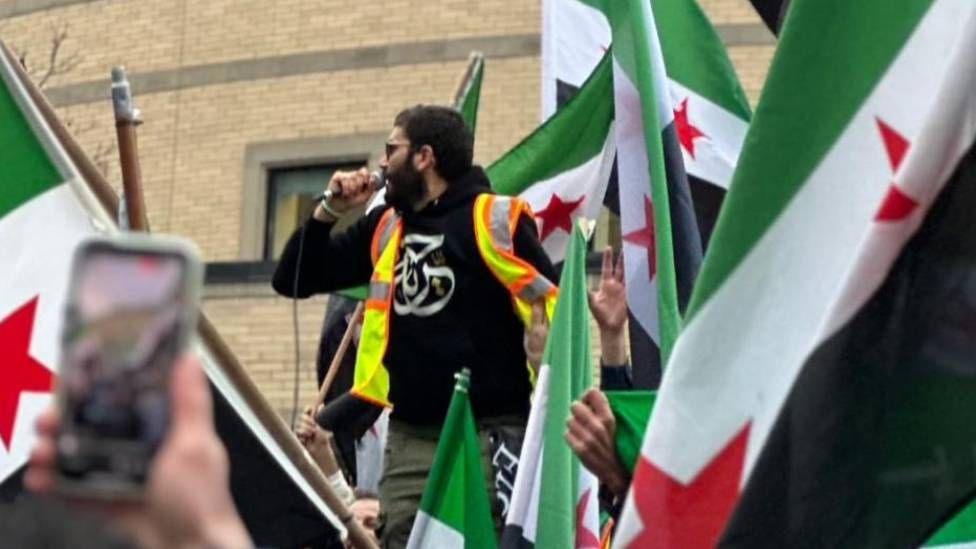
[318,170,385,202]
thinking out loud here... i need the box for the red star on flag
[874,118,918,222]
[625,424,750,548]
[535,193,584,241]
[876,117,910,172]
[0,297,55,450]
[674,98,708,159]
[575,486,601,549]
[623,197,656,280]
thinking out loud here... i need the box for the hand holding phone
[28,355,251,549]
[55,234,202,498]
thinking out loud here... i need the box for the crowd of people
[273,104,643,547]
[23,104,644,548]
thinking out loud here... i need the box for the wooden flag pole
[1,43,376,548]
[111,66,148,232]
[313,302,364,410]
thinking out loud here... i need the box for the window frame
[262,161,366,261]
[238,133,387,261]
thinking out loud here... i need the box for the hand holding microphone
[314,168,384,222]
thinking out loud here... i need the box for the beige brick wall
[699,0,764,25]
[58,57,539,261]
[1,0,539,89]
[728,45,775,106]
[203,287,329,420]
[0,0,184,88]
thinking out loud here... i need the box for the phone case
[54,233,203,499]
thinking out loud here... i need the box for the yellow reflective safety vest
[350,193,558,408]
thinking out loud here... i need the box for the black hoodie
[272,167,557,425]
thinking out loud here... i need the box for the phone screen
[57,244,190,490]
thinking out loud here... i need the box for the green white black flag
[488,55,614,263]
[614,1,976,546]
[407,370,496,549]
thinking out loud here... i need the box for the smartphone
[55,235,202,498]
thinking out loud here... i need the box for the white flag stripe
[576,466,601,548]
[0,186,94,368]
[519,126,615,261]
[540,0,610,120]
[504,365,550,542]
[0,185,109,480]
[613,58,661,344]
[645,0,975,484]
[667,79,749,190]
[822,8,976,335]
[407,511,465,548]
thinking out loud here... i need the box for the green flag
[454,52,484,133]
[501,220,600,547]
[0,40,104,486]
[613,1,976,547]
[927,502,976,548]
[406,369,496,549]
[0,44,350,545]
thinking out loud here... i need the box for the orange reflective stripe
[508,197,532,235]
[473,194,559,330]
[349,388,393,409]
[370,208,398,265]
[354,216,401,408]
[358,193,558,405]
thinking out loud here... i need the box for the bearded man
[273,105,557,548]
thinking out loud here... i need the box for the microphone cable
[289,220,308,431]
[287,171,384,429]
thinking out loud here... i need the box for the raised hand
[587,246,626,334]
[588,247,628,365]
[315,167,375,220]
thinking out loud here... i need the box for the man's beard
[384,162,426,213]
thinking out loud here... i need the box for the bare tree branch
[6,20,112,177]
[35,22,82,89]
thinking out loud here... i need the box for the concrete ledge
[44,34,541,106]
[39,22,774,107]
[0,0,99,19]
[716,22,776,46]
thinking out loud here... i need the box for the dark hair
[393,105,473,180]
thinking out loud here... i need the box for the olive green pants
[378,417,524,549]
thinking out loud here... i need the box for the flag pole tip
[454,368,471,392]
[576,217,596,240]
[111,66,127,83]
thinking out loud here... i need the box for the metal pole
[111,66,148,232]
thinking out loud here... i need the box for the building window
[264,162,365,260]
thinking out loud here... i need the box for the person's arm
[272,207,383,298]
[588,247,634,390]
[296,410,355,506]
[26,356,253,549]
[272,167,382,298]
[512,213,558,283]
[565,388,630,499]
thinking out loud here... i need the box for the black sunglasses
[385,140,411,159]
